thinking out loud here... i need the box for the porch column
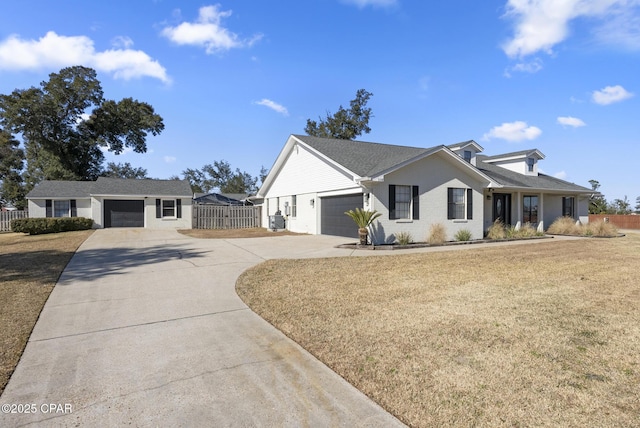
[537,193,545,232]
[514,191,522,230]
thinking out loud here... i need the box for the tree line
[1,66,373,209]
[589,180,640,215]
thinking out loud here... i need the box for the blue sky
[0,0,638,202]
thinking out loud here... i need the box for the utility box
[269,215,285,230]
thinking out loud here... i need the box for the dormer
[482,149,545,176]
[447,140,484,166]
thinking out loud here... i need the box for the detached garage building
[26,177,193,229]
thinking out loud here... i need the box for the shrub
[584,220,618,237]
[517,222,540,238]
[11,217,94,235]
[547,217,581,235]
[486,220,506,240]
[427,223,447,245]
[454,228,472,241]
[395,231,413,245]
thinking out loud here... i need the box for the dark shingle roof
[27,178,193,199]
[477,156,591,192]
[25,181,95,198]
[293,134,436,177]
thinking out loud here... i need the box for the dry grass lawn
[0,230,93,396]
[237,232,640,427]
[178,228,304,239]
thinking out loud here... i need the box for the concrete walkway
[0,229,579,427]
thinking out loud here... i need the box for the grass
[547,217,618,237]
[237,232,640,427]
[178,227,305,239]
[0,230,93,396]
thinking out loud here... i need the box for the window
[523,195,538,223]
[447,188,473,220]
[463,150,472,163]
[156,199,182,219]
[527,158,535,172]
[46,199,76,218]
[162,199,176,217]
[291,195,297,217]
[389,185,419,220]
[562,197,575,217]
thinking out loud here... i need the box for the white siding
[369,152,485,244]
[28,198,92,223]
[145,198,192,229]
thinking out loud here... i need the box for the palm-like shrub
[344,208,382,245]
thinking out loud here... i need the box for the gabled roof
[447,140,484,152]
[477,155,591,193]
[293,134,432,178]
[482,149,545,162]
[26,178,193,199]
[25,181,95,198]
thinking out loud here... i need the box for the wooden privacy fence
[589,214,640,230]
[193,205,261,229]
[0,210,27,232]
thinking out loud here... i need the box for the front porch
[483,189,590,233]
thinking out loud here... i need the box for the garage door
[320,194,363,238]
[104,200,144,228]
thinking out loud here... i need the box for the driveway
[0,229,405,427]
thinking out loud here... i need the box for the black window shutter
[467,189,473,220]
[70,199,77,217]
[447,188,454,219]
[156,199,161,218]
[412,186,419,220]
[176,199,182,218]
[389,185,396,219]
[46,199,52,217]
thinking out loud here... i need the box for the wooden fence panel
[589,214,640,230]
[0,211,28,232]
[193,205,261,229]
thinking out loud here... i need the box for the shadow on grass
[55,244,208,283]
[0,250,78,285]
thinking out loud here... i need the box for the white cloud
[161,5,262,54]
[164,156,177,163]
[502,0,640,58]
[482,121,542,142]
[554,171,567,179]
[504,58,543,77]
[341,0,398,7]
[112,36,134,49]
[0,31,170,83]
[254,99,289,116]
[592,85,634,105]
[557,116,586,127]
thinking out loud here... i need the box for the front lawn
[237,232,640,427]
[0,230,93,396]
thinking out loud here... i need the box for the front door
[493,193,511,225]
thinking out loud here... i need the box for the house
[193,192,247,206]
[257,134,592,243]
[26,177,193,229]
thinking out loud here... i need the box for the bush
[454,229,472,241]
[517,222,540,238]
[547,217,581,235]
[486,220,507,240]
[395,231,413,245]
[11,217,94,235]
[427,223,447,245]
[584,220,618,237]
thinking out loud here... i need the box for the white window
[54,200,70,217]
[291,195,297,217]
[527,158,535,172]
[162,199,176,218]
[463,150,472,163]
[447,188,473,220]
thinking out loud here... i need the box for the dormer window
[527,158,535,172]
[463,150,472,163]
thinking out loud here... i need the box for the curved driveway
[1,229,405,427]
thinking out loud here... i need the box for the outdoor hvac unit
[269,215,285,230]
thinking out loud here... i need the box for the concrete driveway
[0,229,405,427]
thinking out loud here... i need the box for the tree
[304,89,373,140]
[181,160,260,194]
[345,208,382,245]
[0,66,164,206]
[102,162,148,179]
[611,196,631,215]
[636,196,640,214]
[0,129,26,209]
[588,179,608,214]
